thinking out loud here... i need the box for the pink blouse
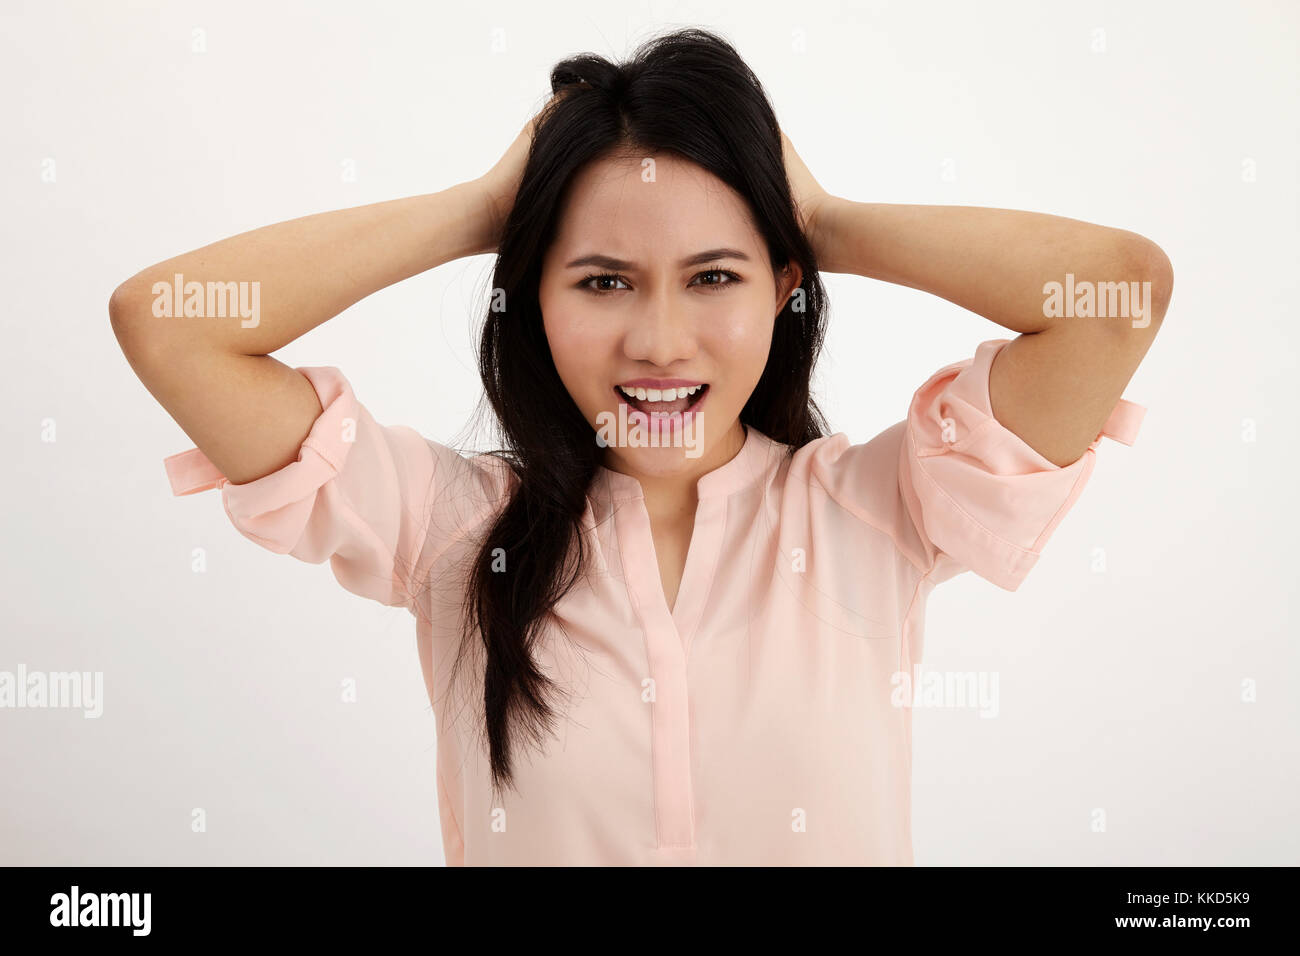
[162,337,1145,865]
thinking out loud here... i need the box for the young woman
[110,28,1170,865]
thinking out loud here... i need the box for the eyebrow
[563,247,752,270]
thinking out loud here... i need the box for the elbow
[108,276,162,357]
[1123,234,1174,325]
[107,281,133,331]
[1140,239,1174,320]
[109,274,159,335]
[108,277,143,329]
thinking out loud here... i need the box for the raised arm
[782,133,1173,467]
[108,183,495,485]
[110,99,549,485]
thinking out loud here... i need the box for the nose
[622,287,698,368]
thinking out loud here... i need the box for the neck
[606,419,747,522]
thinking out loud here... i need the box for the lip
[611,382,710,432]
[615,377,707,389]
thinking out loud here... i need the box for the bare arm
[108,182,496,485]
[818,201,1170,466]
[782,134,1173,467]
[109,93,553,486]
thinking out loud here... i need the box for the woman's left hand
[779,129,836,265]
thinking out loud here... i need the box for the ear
[776,260,804,313]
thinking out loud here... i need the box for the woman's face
[539,150,801,484]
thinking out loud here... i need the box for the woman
[110,27,1170,865]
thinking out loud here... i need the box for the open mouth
[613,382,710,417]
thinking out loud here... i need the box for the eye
[578,273,631,294]
[576,269,744,295]
[690,269,743,291]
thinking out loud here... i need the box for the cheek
[542,302,617,399]
[704,297,776,375]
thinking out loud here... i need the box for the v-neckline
[595,424,776,646]
[649,507,697,617]
[621,488,714,645]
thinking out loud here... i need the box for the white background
[1,0,1295,865]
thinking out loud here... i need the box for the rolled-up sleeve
[161,366,510,611]
[899,338,1146,590]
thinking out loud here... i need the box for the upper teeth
[619,384,703,402]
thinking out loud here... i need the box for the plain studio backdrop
[1,0,1295,866]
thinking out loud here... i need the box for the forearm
[815,199,1167,334]
[110,179,494,355]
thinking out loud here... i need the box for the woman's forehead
[550,153,760,260]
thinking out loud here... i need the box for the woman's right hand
[473,88,577,252]
[110,95,581,488]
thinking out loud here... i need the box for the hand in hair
[779,129,836,267]
[476,88,580,252]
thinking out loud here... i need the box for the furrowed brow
[564,248,752,270]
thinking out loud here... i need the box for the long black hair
[456,26,830,797]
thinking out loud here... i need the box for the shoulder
[770,426,930,572]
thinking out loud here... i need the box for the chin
[591,387,715,470]
[611,441,708,475]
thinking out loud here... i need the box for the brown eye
[691,269,742,290]
[579,273,630,293]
